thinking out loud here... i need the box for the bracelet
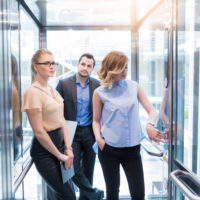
[146,121,155,127]
[65,146,73,151]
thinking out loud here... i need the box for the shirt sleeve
[21,87,42,112]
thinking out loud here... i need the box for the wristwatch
[146,121,155,127]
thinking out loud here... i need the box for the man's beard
[78,71,89,78]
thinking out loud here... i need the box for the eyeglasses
[36,62,59,67]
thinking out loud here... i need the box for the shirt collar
[76,76,90,85]
[113,80,126,88]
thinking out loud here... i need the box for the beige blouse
[22,82,66,131]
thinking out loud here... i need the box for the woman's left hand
[146,124,166,143]
[65,149,74,169]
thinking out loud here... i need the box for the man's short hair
[78,53,95,67]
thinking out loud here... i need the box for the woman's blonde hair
[31,48,53,83]
[98,51,128,88]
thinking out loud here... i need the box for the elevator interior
[1,0,200,199]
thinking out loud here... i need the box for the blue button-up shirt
[76,77,91,126]
[96,80,144,147]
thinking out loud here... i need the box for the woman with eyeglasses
[22,49,76,200]
[93,51,165,200]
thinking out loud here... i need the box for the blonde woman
[22,49,76,200]
[93,51,164,200]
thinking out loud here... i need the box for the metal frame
[170,169,200,200]
[192,49,200,173]
[0,0,13,199]
[17,0,42,28]
[169,1,200,200]
[167,0,176,199]
[0,2,4,199]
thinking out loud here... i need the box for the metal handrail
[14,159,33,193]
[141,137,163,157]
[170,169,200,200]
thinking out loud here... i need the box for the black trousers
[98,144,145,200]
[72,125,97,200]
[31,128,76,200]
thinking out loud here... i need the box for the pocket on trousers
[102,143,108,152]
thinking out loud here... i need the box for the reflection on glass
[11,55,22,160]
[175,0,200,174]
[20,8,39,153]
[10,0,23,178]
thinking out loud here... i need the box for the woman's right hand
[146,124,166,143]
[58,153,68,162]
[58,153,72,170]
[97,137,106,151]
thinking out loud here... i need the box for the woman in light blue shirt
[93,51,164,200]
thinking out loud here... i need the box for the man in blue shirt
[56,53,103,200]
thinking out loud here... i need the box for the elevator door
[138,2,171,199]
[169,0,200,199]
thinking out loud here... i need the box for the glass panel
[25,0,132,26]
[47,30,131,87]
[20,7,39,155]
[15,184,23,200]
[176,0,200,174]
[11,0,23,163]
[23,0,40,20]
[23,165,43,200]
[138,0,162,20]
[138,2,170,199]
[139,28,168,198]
[10,1,25,185]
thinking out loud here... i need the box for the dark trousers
[31,128,76,200]
[72,125,96,200]
[98,144,145,200]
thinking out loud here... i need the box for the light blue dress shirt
[96,80,144,148]
[76,77,91,126]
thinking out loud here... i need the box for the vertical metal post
[168,0,176,199]
[40,28,47,49]
[0,0,13,199]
